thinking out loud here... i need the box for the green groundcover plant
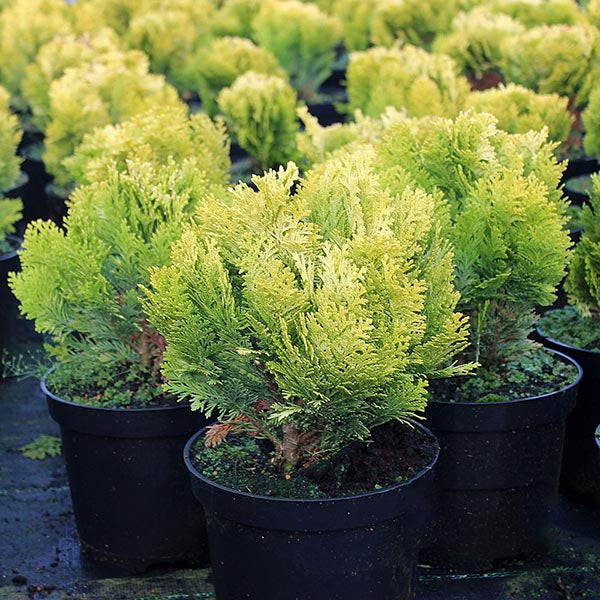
[9,158,222,407]
[22,30,121,133]
[370,0,464,50]
[182,36,285,118]
[501,24,598,104]
[64,105,230,188]
[346,45,470,119]
[539,174,600,351]
[144,158,472,480]
[433,8,524,81]
[218,72,299,170]
[465,84,573,145]
[43,48,182,188]
[374,111,573,400]
[0,85,23,193]
[252,0,343,100]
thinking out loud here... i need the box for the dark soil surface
[2,311,600,599]
[193,420,437,498]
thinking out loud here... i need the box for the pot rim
[41,367,188,414]
[428,348,583,407]
[0,233,22,262]
[536,323,600,358]
[596,424,600,451]
[184,418,439,504]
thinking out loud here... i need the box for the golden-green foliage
[252,0,343,99]
[346,45,470,119]
[587,0,600,28]
[485,0,582,27]
[217,72,298,169]
[433,8,524,79]
[22,30,121,132]
[43,49,182,187]
[9,159,215,383]
[183,37,285,117]
[211,0,261,39]
[370,0,464,49]
[0,86,22,192]
[465,84,573,144]
[375,111,571,369]
[64,105,230,188]
[144,160,471,472]
[331,0,377,51]
[502,24,598,102]
[582,86,600,156]
[126,0,215,92]
[0,197,22,250]
[0,0,72,104]
[82,0,152,35]
[565,174,600,313]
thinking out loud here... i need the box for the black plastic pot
[0,235,21,378]
[185,422,439,600]
[560,156,599,185]
[43,377,210,571]
[564,176,591,207]
[596,424,600,460]
[43,182,68,227]
[17,142,53,230]
[537,330,600,503]
[421,350,582,571]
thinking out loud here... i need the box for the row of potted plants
[1,0,600,598]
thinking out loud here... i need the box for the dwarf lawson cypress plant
[0,197,22,254]
[218,72,299,170]
[144,158,472,476]
[182,37,285,118]
[331,0,377,51]
[252,0,343,100]
[9,159,219,406]
[582,86,600,157]
[0,85,23,193]
[501,24,598,104]
[370,0,463,49]
[64,105,230,188]
[43,49,182,188]
[375,112,571,386]
[22,30,121,133]
[210,0,261,39]
[432,8,524,81]
[465,84,573,145]
[486,0,582,27]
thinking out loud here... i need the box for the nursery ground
[1,313,600,600]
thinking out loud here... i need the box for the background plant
[370,0,464,49]
[9,159,219,406]
[582,86,600,157]
[217,72,299,170]
[210,0,261,39]
[64,105,230,188]
[0,85,23,193]
[501,24,598,104]
[0,0,72,108]
[144,159,472,474]
[183,37,285,117]
[22,30,121,132]
[331,0,377,51]
[465,84,573,145]
[0,197,22,254]
[485,0,582,27]
[345,45,470,119]
[43,48,182,187]
[252,0,343,100]
[433,8,524,81]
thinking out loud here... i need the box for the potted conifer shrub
[252,0,344,123]
[538,173,600,503]
[217,72,299,174]
[144,158,474,600]
[180,36,285,118]
[375,111,582,570]
[345,45,470,119]
[8,147,229,569]
[0,84,25,201]
[0,195,22,374]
